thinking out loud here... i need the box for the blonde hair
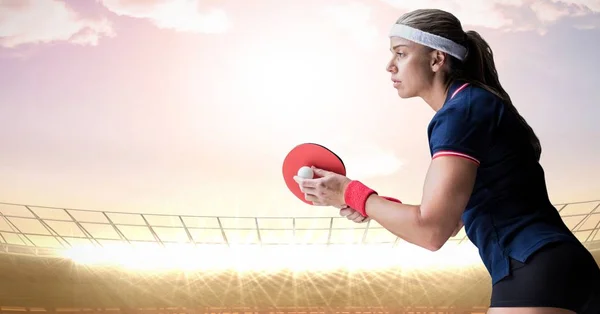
[396,9,542,160]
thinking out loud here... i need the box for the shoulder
[429,84,505,132]
[440,85,503,122]
[426,84,506,162]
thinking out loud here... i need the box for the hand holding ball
[282,143,346,205]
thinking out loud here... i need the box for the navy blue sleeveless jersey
[427,81,579,285]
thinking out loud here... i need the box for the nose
[386,59,396,73]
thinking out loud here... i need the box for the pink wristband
[344,180,377,217]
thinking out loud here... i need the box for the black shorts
[490,241,600,313]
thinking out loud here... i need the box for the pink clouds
[0,0,114,48]
[0,0,230,49]
[1,0,597,51]
[560,0,600,11]
[98,0,230,33]
[318,0,599,48]
[380,0,599,31]
[321,2,381,49]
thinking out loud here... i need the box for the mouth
[391,79,401,87]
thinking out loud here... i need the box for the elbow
[423,238,445,252]
[419,216,451,252]
[419,227,446,251]
[397,226,446,252]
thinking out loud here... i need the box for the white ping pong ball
[297,166,314,179]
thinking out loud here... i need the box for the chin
[396,89,414,99]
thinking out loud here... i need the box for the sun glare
[61,242,481,273]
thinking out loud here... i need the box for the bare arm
[358,87,501,250]
[364,155,477,251]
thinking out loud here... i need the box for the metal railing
[0,200,598,257]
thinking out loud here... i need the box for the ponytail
[452,30,542,161]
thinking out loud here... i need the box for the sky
[1,0,599,219]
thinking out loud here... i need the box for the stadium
[0,199,598,314]
[2,0,600,313]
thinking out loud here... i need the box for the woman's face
[386,36,436,99]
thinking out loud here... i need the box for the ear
[430,50,447,73]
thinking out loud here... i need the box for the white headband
[388,24,468,61]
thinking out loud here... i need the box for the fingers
[304,193,318,203]
[346,210,362,221]
[293,171,345,208]
[293,167,334,186]
[299,185,316,194]
[351,214,369,223]
[339,207,353,216]
[339,207,370,223]
[311,167,333,177]
[293,176,320,189]
[304,193,327,206]
[294,176,318,196]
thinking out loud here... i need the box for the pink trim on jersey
[451,83,469,99]
[432,151,480,165]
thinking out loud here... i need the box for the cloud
[98,0,231,34]
[322,0,598,43]
[321,2,382,49]
[331,143,405,180]
[380,0,599,31]
[559,0,600,11]
[0,0,115,48]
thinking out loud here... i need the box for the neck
[421,78,451,112]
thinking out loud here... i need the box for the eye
[396,52,405,58]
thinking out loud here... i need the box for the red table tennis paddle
[282,143,346,205]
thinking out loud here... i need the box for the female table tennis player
[293,8,600,314]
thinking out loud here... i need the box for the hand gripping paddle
[282,143,346,205]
